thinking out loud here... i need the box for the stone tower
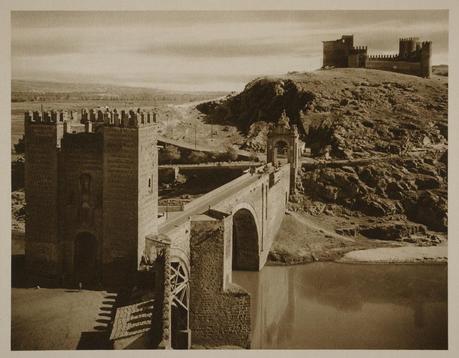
[24,108,158,287]
[24,111,65,283]
[420,41,432,78]
[399,37,419,59]
[266,111,300,194]
[102,110,158,285]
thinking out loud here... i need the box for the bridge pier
[189,210,251,348]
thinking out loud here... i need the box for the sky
[11,10,449,92]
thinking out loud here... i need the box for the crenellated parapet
[399,37,420,42]
[25,110,78,124]
[368,54,399,61]
[81,108,156,128]
[350,45,367,53]
[25,108,157,134]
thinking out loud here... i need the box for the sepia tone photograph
[4,0,457,353]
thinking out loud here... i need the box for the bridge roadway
[158,169,267,235]
[159,161,260,170]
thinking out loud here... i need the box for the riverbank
[338,244,447,264]
[268,211,447,265]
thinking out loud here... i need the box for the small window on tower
[148,176,153,193]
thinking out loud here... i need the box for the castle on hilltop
[24,108,158,286]
[322,35,432,78]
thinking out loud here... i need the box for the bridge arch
[232,203,260,271]
[272,139,290,165]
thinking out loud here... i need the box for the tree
[218,146,239,162]
[187,151,208,164]
[161,144,181,164]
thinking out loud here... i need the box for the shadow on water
[233,262,447,350]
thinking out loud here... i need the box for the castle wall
[323,41,349,68]
[366,59,422,77]
[137,125,158,269]
[24,119,63,282]
[102,126,140,284]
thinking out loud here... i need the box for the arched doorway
[170,259,190,349]
[232,208,259,271]
[273,140,289,165]
[74,232,98,287]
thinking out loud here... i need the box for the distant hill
[432,65,448,77]
[11,79,227,102]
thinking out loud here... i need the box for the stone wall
[366,60,422,77]
[60,132,104,285]
[24,121,63,282]
[137,125,158,269]
[323,40,351,68]
[102,126,141,284]
[189,216,251,348]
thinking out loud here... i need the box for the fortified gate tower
[24,108,158,287]
[266,111,300,194]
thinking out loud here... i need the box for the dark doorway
[232,209,259,271]
[74,232,98,287]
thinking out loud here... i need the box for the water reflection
[232,263,447,349]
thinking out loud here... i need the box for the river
[232,262,447,349]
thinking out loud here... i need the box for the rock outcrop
[199,68,448,237]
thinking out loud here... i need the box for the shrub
[160,144,181,164]
[187,151,208,164]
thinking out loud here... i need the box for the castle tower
[267,111,300,194]
[24,108,158,287]
[102,110,158,285]
[24,111,65,283]
[420,41,432,78]
[322,35,354,68]
[399,37,419,59]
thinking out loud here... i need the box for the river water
[232,262,447,349]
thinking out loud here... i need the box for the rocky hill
[198,68,447,157]
[198,68,448,247]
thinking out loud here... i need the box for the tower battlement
[25,108,157,131]
[81,108,156,128]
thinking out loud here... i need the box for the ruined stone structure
[24,109,299,349]
[322,35,432,78]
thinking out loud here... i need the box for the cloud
[11,10,449,92]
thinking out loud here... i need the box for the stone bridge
[140,123,300,349]
[22,107,300,350]
[143,164,291,349]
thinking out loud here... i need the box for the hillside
[198,68,448,260]
[198,68,447,157]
